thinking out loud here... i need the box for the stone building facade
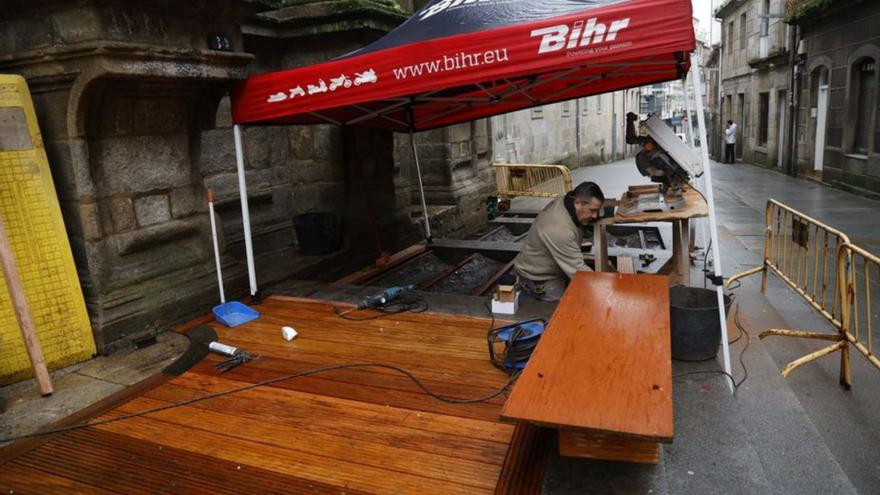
[0,0,493,353]
[710,0,880,200]
[715,0,793,170]
[789,0,880,199]
[492,90,641,168]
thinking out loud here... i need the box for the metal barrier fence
[837,243,880,386]
[494,163,572,198]
[726,199,857,386]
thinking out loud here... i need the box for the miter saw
[619,113,703,216]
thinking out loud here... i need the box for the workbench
[592,185,707,285]
[500,272,673,464]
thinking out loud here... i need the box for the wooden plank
[494,423,553,495]
[1,462,119,494]
[22,428,362,495]
[107,396,502,488]
[0,373,172,465]
[333,244,426,285]
[0,212,53,395]
[419,253,480,289]
[558,429,659,464]
[145,379,512,451]
[616,256,636,274]
[501,272,673,443]
[473,259,516,296]
[93,414,492,495]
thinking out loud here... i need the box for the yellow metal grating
[0,74,95,384]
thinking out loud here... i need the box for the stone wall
[793,0,880,199]
[0,0,438,353]
[715,0,792,169]
[491,90,641,169]
[394,119,495,238]
[0,0,257,352]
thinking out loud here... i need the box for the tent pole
[682,77,696,149]
[689,53,734,393]
[406,107,432,242]
[233,124,258,298]
[682,74,708,253]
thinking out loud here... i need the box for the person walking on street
[725,120,737,163]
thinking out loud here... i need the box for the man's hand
[626,112,638,122]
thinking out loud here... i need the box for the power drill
[356,284,416,310]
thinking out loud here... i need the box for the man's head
[570,182,604,225]
[727,120,733,126]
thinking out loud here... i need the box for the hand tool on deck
[207,189,260,327]
[349,284,417,312]
[208,341,256,373]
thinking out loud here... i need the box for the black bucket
[293,212,341,255]
[669,286,732,361]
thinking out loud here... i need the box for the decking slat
[0,296,541,494]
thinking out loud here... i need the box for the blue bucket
[213,301,260,328]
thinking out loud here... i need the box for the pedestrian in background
[725,119,737,163]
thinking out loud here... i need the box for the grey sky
[692,0,721,43]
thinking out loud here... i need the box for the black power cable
[333,293,428,321]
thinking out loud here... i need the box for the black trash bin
[669,286,732,361]
[293,212,341,255]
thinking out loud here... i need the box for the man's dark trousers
[725,143,735,163]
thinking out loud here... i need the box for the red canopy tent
[232,0,695,131]
[229,0,735,389]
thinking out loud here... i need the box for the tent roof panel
[231,0,695,130]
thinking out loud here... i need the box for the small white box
[491,290,520,315]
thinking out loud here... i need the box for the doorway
[814,68,829,171]
[777,90,786,168]
[737,93,745,159]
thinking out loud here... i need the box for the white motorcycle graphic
[307,79,328,95]
[329,74,352,91]
[288,86,305,98]
[354,69,377,86]
[266,92,287,103]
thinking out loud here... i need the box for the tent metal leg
[689,53,734,392]
[682,77,697,149]
[682,74,708,255]
[233,124,258,297]
[409,129,432,242]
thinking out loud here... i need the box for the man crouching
[513,181,604,302]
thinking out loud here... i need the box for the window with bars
[740,13,746,50]
[728,21,734,50]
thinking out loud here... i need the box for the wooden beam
[0,213,52,396]
[418,253,480,290]
[333,244,427,286]
[558,429,659,464]
[473,259,516,296]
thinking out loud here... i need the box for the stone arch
[806,58,832,163]
[843,44,880,154]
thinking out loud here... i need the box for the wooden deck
[0,296,548,494]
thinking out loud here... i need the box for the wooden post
[0,212,53,395]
